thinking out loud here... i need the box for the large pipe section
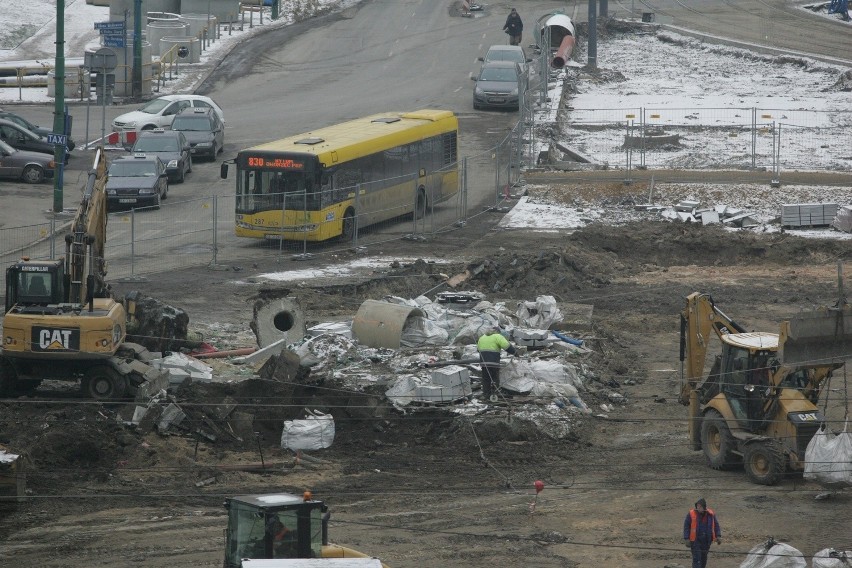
[540,14,575,69]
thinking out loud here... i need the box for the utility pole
[587,0,598,70]
[52,0,67,212]
[133,0,142,97]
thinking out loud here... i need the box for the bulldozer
[223,492,388,568]
[679,278,852,485]
[1,148,163,400]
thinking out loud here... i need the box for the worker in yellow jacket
[477,326,517,401]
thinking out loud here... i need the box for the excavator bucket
[779,304,852,366]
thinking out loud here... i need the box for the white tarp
[516,295,563,329]
[739,541,806,568]
[400,316,449,347]
[804,424,852,489]
[812,548,852,568]
[280,410,335,451]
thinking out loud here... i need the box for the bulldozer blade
[780,305,852,366]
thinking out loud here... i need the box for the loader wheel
[743,441,785,486]
[82,366,128,401]
[701,410,739,470]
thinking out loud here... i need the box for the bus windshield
[236,169,322,214]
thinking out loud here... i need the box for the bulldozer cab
[223,493,326,568]
[5,260,65,313]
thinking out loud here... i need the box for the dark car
[0,118,69,160]
[129,129,191,183]
[170,107,224,160]
[472,60,523,111]
[0,139,55,184]
[106,154,169,209]
[0,109,76,151]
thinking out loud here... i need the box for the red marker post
[529,480,545,513]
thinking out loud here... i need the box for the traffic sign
[94,21,125,30]
[47,134,68,145]
[102,36,126,48]
[84,47,118,72]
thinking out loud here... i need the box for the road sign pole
[133,0,142,97]
[52,0,66,213]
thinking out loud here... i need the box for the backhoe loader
[679,281,852,485]
[223,492,388,568]
[1,148,163,400]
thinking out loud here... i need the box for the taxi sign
[47,134,68,145]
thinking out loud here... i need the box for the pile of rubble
[114,291,635,449]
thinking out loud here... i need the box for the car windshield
[172,116,211,131]
[134,138,179,152]
[111,161,157,177]
[487,50,524,64]
[138,99,174,114]
[479,67,518,82]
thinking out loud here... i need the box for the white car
[111,94,225,132]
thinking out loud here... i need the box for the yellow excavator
[679,276,852,485]
[1,148,162,400]
[223,491,388,568]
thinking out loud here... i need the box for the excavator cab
[223,493,327,568]
[4,260,66,313]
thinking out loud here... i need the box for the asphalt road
[2,0,851,278]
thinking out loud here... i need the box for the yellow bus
[225,109,459,241]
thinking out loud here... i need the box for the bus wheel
[341,208,356,241]
[415,189,427,220]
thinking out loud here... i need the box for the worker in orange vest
[682,498,722,568]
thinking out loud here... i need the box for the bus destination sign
[246,156,305,170]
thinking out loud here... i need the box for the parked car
[112,94,225,133]
[0,139,55,184]
[0,118,70,161]
[478,45,531,73]
[472,60,523,111]
[0,109,76,151]
[170,107,225,160]
[106,154,169,210]
[130,129,191,183]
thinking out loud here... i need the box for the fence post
[640,107,646,168]
[353,183,360,249]
[771,121,781,187]
[130,207,136,278]
[212,195,218,267]
[751,107,757,170]
[624,120,633,184]
[278,191,286,260]
[494,143,501,208]
[50,216,56,259]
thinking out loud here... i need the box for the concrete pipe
[178,13,217,39]
[251,297,307,348]
[351,300,426,349]
[147,21,188,55]
[540,14,575,69]
[147,11,181,23]
[109,0,180,21]
[159,36,200,63]
[181,0,240,22]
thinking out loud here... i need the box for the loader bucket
[779,304,852,366]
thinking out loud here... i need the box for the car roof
[0,118,38,134]
[112,155,162,163]
[480,60,521,68]
[486,45,523,53]
[136,129,183,138]
[175,106,215,116]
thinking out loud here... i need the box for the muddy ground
[2,182,851,567]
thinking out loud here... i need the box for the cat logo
[31,327,80,352]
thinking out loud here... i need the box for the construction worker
[477,326,517,401]
[683,498,722,568]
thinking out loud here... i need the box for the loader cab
[720,332,777,431]
[223,492,328,568]
[5,260,65,312]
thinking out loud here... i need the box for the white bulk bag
[812,548,852,568]
[739,540,805,568]
[804,423,852,489]
[280,410,335,451]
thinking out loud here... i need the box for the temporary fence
[558,107,852,176]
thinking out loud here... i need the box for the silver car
[0,139,55,184]
[478,45,531,74]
